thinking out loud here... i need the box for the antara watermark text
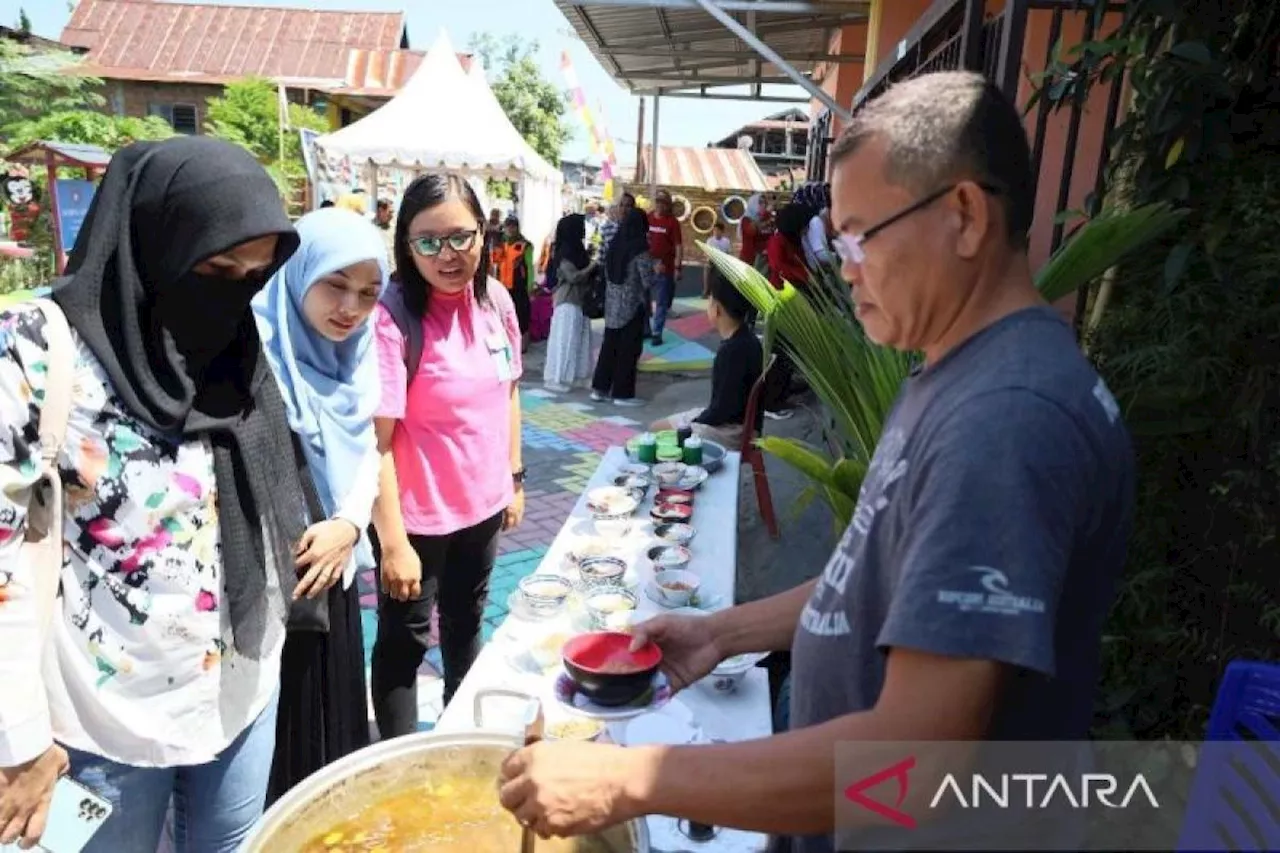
[929,773,1160,810]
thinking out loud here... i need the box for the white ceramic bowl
[592,512,634,539]
[584,585,639,630]
[652,569,701,608]
[545,716,606,742]
[517,574,573,614]
[651,461,687,486]
[706,652,767,694]
[577,555,628,588]
[586,487,639,516]
[653,523,696,546]
[647,544,692,572]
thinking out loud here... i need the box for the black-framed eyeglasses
[408,230,479,258]
[833,183,1000,266]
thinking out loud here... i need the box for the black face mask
[155,272,265,368]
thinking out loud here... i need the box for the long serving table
[437,446,773,851]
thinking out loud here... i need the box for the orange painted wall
[816,23,869,138]
[876,0,935,68]
[808,2,1128,322]
[1017,8,1126,272]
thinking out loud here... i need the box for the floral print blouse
[0,303,280,768]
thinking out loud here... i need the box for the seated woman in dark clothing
[651,270,762,448]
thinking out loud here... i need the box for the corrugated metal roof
[7,140,113,168]
[61,0,406,86]
[634,145,770,193]
[336,48,473,97]
[552,0,869,97]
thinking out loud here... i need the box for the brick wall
[103,80,223,133]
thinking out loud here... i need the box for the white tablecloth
[437,447,772,851]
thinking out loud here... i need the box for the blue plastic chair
[1177,660,1280,852]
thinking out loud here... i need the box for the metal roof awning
[6,140,112,169]
[553,0,868,118]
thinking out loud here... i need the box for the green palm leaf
[701,201,1182,530]
[1037,202,1188,303]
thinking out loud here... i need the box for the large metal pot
[241,688,650,852]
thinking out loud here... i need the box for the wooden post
[45,150,66,275]
[634,97,645,187]
[649,95,661,203]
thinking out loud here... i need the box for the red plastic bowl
[562,631,662,707]
[563,630,661,673]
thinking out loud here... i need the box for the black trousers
[370,510,504,739]
[592,309,646,400]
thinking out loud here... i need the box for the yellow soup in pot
[300,774,616,852]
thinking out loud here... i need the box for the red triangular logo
[843,755,917,829]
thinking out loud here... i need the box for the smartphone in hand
[0,776,112,853]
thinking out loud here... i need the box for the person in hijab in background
[0,137,312,853]
[792,182,834,269]
[590,207,653,406]
[542,213,598,393]
[252,207,387,803]
[738,193,769,271]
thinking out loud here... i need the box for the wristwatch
[512,467,527,485]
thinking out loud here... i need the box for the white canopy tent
[313,31,563,250]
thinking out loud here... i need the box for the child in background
[651,270,762,449]
[704,221,732,297]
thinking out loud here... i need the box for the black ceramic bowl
[562,631,662,707]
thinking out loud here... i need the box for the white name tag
[487,332,513,382]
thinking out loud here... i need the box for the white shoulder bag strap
[24,298,76,637]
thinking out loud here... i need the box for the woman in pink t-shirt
[369,174,526,737]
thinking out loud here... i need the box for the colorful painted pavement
[354,387,646,730]
[638,297,719,373]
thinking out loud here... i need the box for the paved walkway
[353,297,840,731]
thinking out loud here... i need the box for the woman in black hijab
[590,207,653,404]
[0,137,316,853]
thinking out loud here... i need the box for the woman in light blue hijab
[251,206,387,802]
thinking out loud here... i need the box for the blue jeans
[65,696,279,853]
[651,272,675,338]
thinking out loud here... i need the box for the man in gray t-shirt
[786,303,1133,852]
[493,72,1135,851]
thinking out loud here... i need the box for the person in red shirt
[765,202,813,290]
[759,202,813,420]
[647,189,683,345]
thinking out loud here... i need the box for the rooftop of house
[712,107,811,148]
[634,145,770,194]
[0,25,86,55]
[57,0,467,96]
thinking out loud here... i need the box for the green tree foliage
[6,111,173,152]
[0,39,104,136]
[1032,0,1280,738]
[17,9,32,33]
[468,33,571,166]
[203,77,328,194]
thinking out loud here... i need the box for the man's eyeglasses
[408,230,479,257]
[833,183,999,266]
